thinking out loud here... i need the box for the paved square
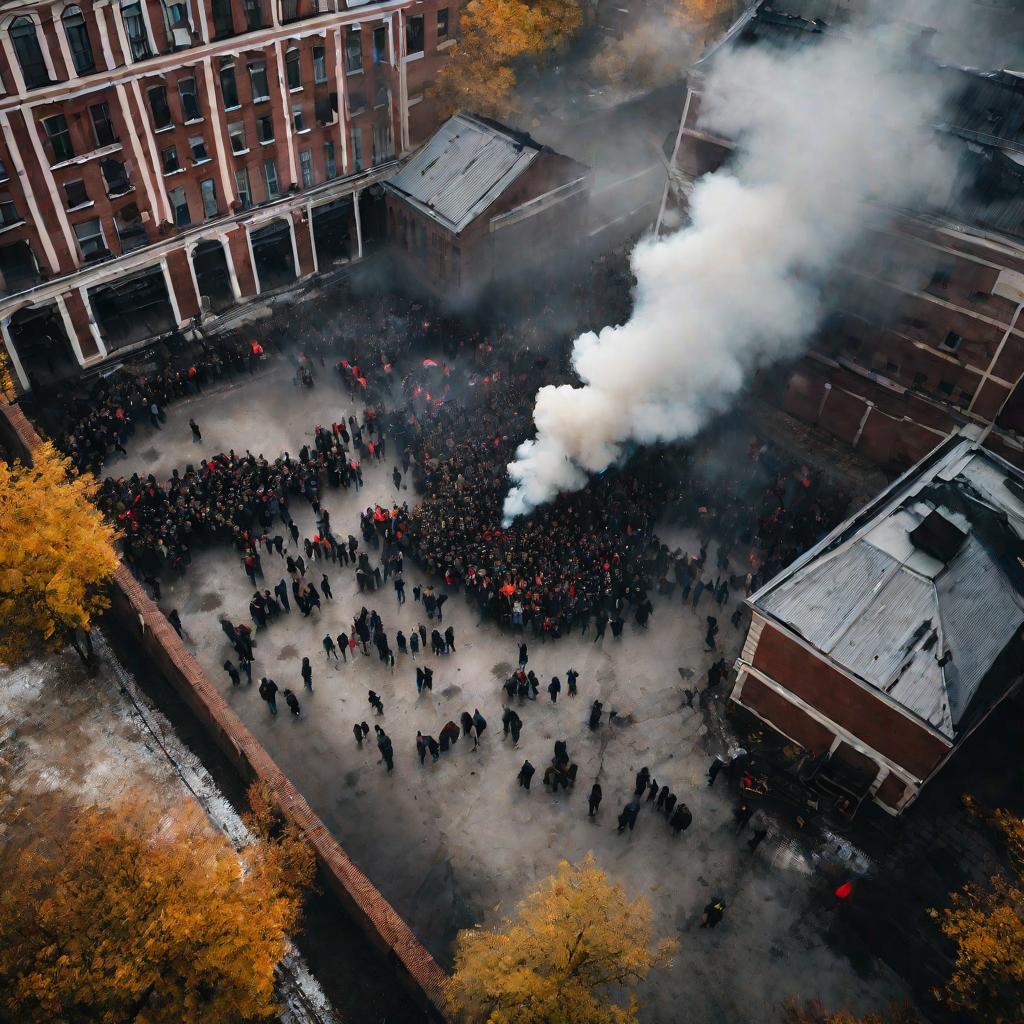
[119,365,910,1023]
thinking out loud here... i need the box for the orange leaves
[932,806,1024,1022]
[450,853,676,1023]
[0,793,313,1024]
[431,0,582,119]
[0,442,118,666]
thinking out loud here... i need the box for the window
[324,140,336,179]
[885,360,900,376]
[299,148,312,189]
[169,185,190,226]
[293,104,306,132]
[164,0,192,47]
[257,114,274,143]
[348,89,366,115]
[372,25,387,64]
[10,18,49,89]
[64,178,89,208]
[43,114,74,162]
[148,85,171,128]
[913,371,928,387]
[114,204,145,252]
[179,77,200,121]
[200,178,217,218]
[228,121,246,153]
[315,95,334,125]
[249,61,269,102]
[405,14,423,54]
[189,134,209,162]
[350,126,362,171]
[436,7,448,39]
[161,145,179,173]
[74,217,106,259]
[941,331,962,352]
[121,1,152,61]
[220,62,239,107]
[235,167,252,209]
[374,85,389,109]
[0,194,20,227]
[90,102,117,147]
[929,268,951,289]
[101,157,129,195]
[281,0,297,20]
[211,0,233,37]
[313,45,326,83]
[0,159,7,181]
[346,29,362,73]
[373,116,392,163]
[63,6,95,74]
[244,0,263,31]
[263,158,279,198]
[286,47,301,89]
[938,380,955,396]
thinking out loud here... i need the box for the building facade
[659,1,1024,473]
[0,0,459,390]
[732,437,1024,816]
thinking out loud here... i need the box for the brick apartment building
[0,0,460,391]
[659,0,1024,473]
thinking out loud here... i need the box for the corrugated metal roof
[384,114,541,234]
[753,440,1024,740]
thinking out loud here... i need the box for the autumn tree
[450,853,676,1023]
[932,802,1024,1023]
[0,441,118,669]
[781,998,920,1024]
[430,0,582,119]
[0,785,314,1024]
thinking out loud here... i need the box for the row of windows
[8,4,449,90]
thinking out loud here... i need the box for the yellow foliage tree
[781,997,920,1024]
[0,787,314,1024]
[932,803,1024,1023]
[0,441,119,669]
[450,853,677,1023]
[431,0,582,119]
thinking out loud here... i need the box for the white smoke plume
[503,22,952,522]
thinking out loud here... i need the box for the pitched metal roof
[384,113,542,234]
[753,438,1024,740]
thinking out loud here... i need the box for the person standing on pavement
[548,676,561,703]
[301,657,313,690]
[517,760,535,790]
[588,783,602,817]
[258,677,278,714]
[189,418,202,443]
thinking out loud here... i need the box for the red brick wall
[738,673,836,754]
[751,624,950,779]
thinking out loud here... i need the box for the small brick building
[732,436,1024,815]
[383,112,590,300]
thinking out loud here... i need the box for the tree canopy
[0,786,314,1024]
[932,804,1024,1023]
[430,0,582,119]
[450,853,676,1023]
[0,441,118,667]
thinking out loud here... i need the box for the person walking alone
[301,656,313,690]
[258,677,278,714]
[517,760,535,790]
[588,783,602,817]
[189,418,202,443]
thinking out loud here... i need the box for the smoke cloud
[502,22,953,522]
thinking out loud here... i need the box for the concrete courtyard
[123,363,912,1023]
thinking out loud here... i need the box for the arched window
[62,6,95,74]
[285,46,301,89]
[10,17,49,89]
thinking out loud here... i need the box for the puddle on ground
[278,644,298,661]
[440,685,461,699]
[198,592,222,611]
[491,661,513,679]
[139,447,159,462]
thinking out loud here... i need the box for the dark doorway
[8,304,79,389]
[312,197,353,268]
[89,267,176,349]
[192,240,235,313]
[251,221,296,292]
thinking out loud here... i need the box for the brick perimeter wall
[0,401,452,1023]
